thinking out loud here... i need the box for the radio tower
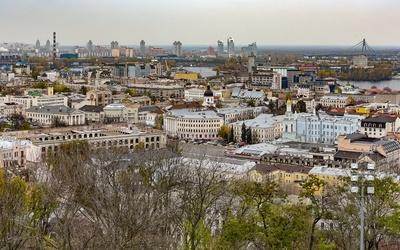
[53,32,56,62]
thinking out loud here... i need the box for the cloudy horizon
[1,0,399,47]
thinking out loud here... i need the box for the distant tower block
[140,40,146,57]
[248,53,255,73]
[53,32,56,62]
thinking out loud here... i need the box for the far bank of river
[338,79,400,91]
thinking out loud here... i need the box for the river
[337,78,400,91]
[174,67,400,90]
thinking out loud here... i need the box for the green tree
[124,89,136,97]
[300,175,330,250]
[296,100,307,112]
[32,81,47,89]
[20,122,31,130]
[155,115,163,130]
[246,128,252,144]
[134,141,145,151]
[241,123,246,142]
[218,126,230,140]
[32,71,40,80]
[229,125,235,143]
[247,99,256,107]
[80,86,87,95]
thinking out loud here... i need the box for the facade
[230,114,285,143]
[87,40,93,53]
[128,83,184,99]
[26,105,85,127]
[173,72,198,81]
[217,107,264,125]
[140,40,146,57]
[0,102,24,117]
[249,164,310,193]
[103,103,128,123]
[241,42,257,57]
[0,136,33,168]
[360,115,400,138]
[227,37,234,58]
[352,55,368,67]
[173,41,182,56]
[287,68,301,88]
[336,133,400,172]
[217,40,224,57]
[23,125,167,156]
[86,89,113,106]
[202,84,214,107]
[164,109,223,140]
[320,95,351,108]
[251,70,282,89]
[297,81,332,98]
[79,105,105,123]
[7,93,68,110]
[294,113,361,144]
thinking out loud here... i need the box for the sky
[1,0,400,47]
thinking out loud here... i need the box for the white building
[7,93,68,109]
[164,109,223,140]
[229,114,285,143]
[26,105,85,127]
[185,87,222,101]
[227,37,234,58]
[320,95,351,108]
[293,113,361,144]
[360,115,400,138]
[173,41,182,57]
[251,70,282,89]
[217,107,265,125]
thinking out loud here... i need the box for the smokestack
[53,32,56,62]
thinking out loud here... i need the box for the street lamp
[350,161,375,250]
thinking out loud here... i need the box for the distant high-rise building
[217,40,224,57]
[207,46,215,56]
[248,53,255,73]
[35,39,40,50]
[87,40,93,53]
[173,41,182,56]
[227,37,234,58]
[45,39,51,52]
[241,42,257,57]
[111,41,119,49]
[140,40,146,57]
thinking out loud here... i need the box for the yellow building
[249,164,310,194]
[173,72,198,80]
[356,106,370,114]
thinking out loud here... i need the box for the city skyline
[1,0,400,47]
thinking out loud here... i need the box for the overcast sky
[1,0,399,47]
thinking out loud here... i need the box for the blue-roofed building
[230,87,264,101]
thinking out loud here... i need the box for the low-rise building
[230,114,285,143]
[360,115,400,138]
[0,136,40,170]
[127,83,184,99]
[336,133,400,172]
[164,109,223,140]
[320,95,351,108]
[26,105,85,127]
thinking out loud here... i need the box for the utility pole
[351,160,375,250]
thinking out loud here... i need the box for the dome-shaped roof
[204,84,213,97]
